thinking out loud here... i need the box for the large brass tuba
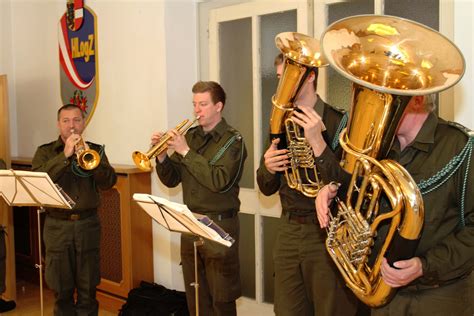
[270,32,328,197]
[320,15,465,307]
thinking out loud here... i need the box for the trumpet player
[32,104,116,315]
[256,54,357,316]
[151,81,247,316]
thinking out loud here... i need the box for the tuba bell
[320,15,465,307]
[132,117,199,171]
[270,32,328,197]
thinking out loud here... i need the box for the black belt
[202,209,238,221]
[286,212,316,224]
[47,209,97,221]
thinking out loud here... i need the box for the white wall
[0,0,18,156]
[453,0,474,129]
[1,0,198,291]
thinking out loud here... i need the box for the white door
[207,0,310,311]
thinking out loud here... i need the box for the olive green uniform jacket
[256,98,346,214]
[156,118,246,215]
[32,137,117,210]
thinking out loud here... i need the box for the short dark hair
[192,81,226,107]
[274,53,284,66]
[57,104,84,120]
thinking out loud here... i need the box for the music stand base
[36,207,45,316]
[190,238,204,316]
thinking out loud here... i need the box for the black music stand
[133,193,234,316]
[0,169,74,316]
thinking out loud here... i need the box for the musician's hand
[167,129,190,157]
[151,132,167,163]
[264,138,289,174]
[381,257,423,288]
[315,182,339,228]
[64,133,81,158]
[291,106,327,156]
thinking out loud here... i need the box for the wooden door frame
[1,74,16,301]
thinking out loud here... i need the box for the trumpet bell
[78,149,101,170]
[132,151,152,172]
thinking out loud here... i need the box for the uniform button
[191,189,196,194]
[64,160,68,165]
[318,158,324,164]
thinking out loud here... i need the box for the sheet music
[133,193,233,247]
[0,170,73,209]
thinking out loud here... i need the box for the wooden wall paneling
[96,166,153,312]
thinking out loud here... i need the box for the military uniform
[370,112,474,315]
[256,98,357,316]
[156,118,247,316]
[32,137,116,316]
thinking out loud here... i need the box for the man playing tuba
[316,94,474,315]
[256,49,357,316]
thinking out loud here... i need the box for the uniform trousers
[273,214,357,316]
[180,215,241,316]
[43,213,101,316]
[371,273,473,316]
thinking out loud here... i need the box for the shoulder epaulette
[85,141,104,151]
[227,128,242,141]
[39,140,56,148]
[327,104,346,115]
[447,121,473,138]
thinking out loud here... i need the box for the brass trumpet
[73,130,101,170]
[132,117,199,171]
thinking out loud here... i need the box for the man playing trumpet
[152,81,247,316]
[32,104,116,315]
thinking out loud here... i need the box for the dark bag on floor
[119,280,189,316]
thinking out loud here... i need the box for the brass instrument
[132,117,199,171]
[73,130,101,170]
[320,15,465,307]
[270,32,328,197]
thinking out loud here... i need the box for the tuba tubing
[269,32,328,197]
[321,14,465,307]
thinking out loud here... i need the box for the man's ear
[412,95,426,112]
[216,101,223,112]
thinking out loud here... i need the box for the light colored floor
[236,297,274,316]
[1,279,115,316]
